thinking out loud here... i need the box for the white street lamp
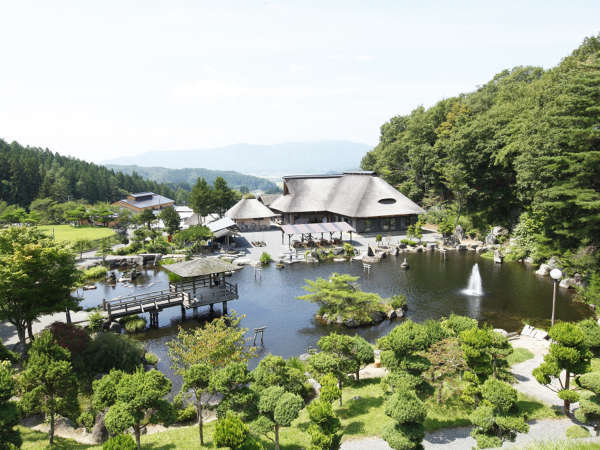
[550,268,563,326]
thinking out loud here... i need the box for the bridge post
[209,303,214,315]
[180,304,186,321]
[222,301,228,315]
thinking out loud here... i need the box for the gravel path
[509,335,563,407]
[341,418,598,449]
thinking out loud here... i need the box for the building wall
[281,211,418,233]
[233,217,273,231]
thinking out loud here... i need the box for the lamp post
[550,268,563,326]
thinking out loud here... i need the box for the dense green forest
[362,35,600,256]
[105,164,280,193]
[0,139,178,206]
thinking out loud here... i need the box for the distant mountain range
[104,165,280,192]
[103,141,372,176]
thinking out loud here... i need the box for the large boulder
[369,310,387,324]
[546,256,560,269]
[91,411,108,444]
[333,247,345,256]
[454,225,466,242]
[444,234,460,247]
[485,226,509,245]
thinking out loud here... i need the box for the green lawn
[38,225,115,244]
[508,347,535,366]
[20,378,560,450]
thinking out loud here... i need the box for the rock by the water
[457,244,467,251]
[369,310,387,324]
[524,256,534,265]
[299,353,311,362]
[344,319,360,328]
[535,264,551,276]
[485,226,509,245]
[335,315,344,325]
[387,310,397,320]
[454,225,466,241]
[333,247,345,256]
[444,234,460,247]
[494,250,504,264]
[559,277,577,289]
[493,328,508,337]
[108,321,121,333]
[233,257,251,265]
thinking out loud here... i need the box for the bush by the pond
[400,238,418,246]
[145,352,159,365]
[81,265,108,281]
[103,434,137,450]
[120,315,147,333]
[88,309,105,333]
[76,411,95,432]
[83,332,144,375]
[390,294,407,310]
[260,252,272,265]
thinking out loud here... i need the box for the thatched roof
[162,258,239,277]
[258,194,281,206]
[270,172,425,218]
[225,198,279,220]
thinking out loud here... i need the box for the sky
[0,1,599,163]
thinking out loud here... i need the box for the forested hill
[105,164,279,193]
[0,139,177,206]
[362,35,600,252]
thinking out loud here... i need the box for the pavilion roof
[280,221,355,235]
[162,258,239,277]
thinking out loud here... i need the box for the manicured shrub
[390,294,407,310]
[144,352,159,365]
[376,234,383,243]
[0,361,21,448]
[578,319,600,354]
[176,404,197,423]
[82,265,108,281]
[382,389,426,449]
[102,434,136,450]
[88,309,105,333]
[120,315,147,333]
[83,332,144,375]
[214,411,249,450]
[77,411,95,432]
[441,314,478,336]
[575,371,600,433]
[260,252,272,265]
[470,378,528,448]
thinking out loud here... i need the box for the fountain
[462,263,484,296]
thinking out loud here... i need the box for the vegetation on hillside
[362,35,600,303]
[106,164,280,194]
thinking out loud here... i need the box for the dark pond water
[77,252,591,392]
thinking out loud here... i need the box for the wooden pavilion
[280,222,356,247]
[163,258,240,318]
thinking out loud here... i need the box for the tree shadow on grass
[344,420,366,435]
[144,444,178,449]
[336,396,384,421]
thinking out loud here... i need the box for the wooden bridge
[102,280,239,327]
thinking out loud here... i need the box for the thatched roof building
[225,198,279,231]
[269,171,424,233]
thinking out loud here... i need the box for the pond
[77,251,591,392]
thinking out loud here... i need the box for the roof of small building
[225,198,279,220]
[162,258,239,277]
[118,193,174,209]
[207,217,237,232]
[257,194,281,206]
[270,172,425,218]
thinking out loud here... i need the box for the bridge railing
[102,290,185,318]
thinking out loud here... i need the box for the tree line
[0,139,177,207]
[361,35,600,255]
